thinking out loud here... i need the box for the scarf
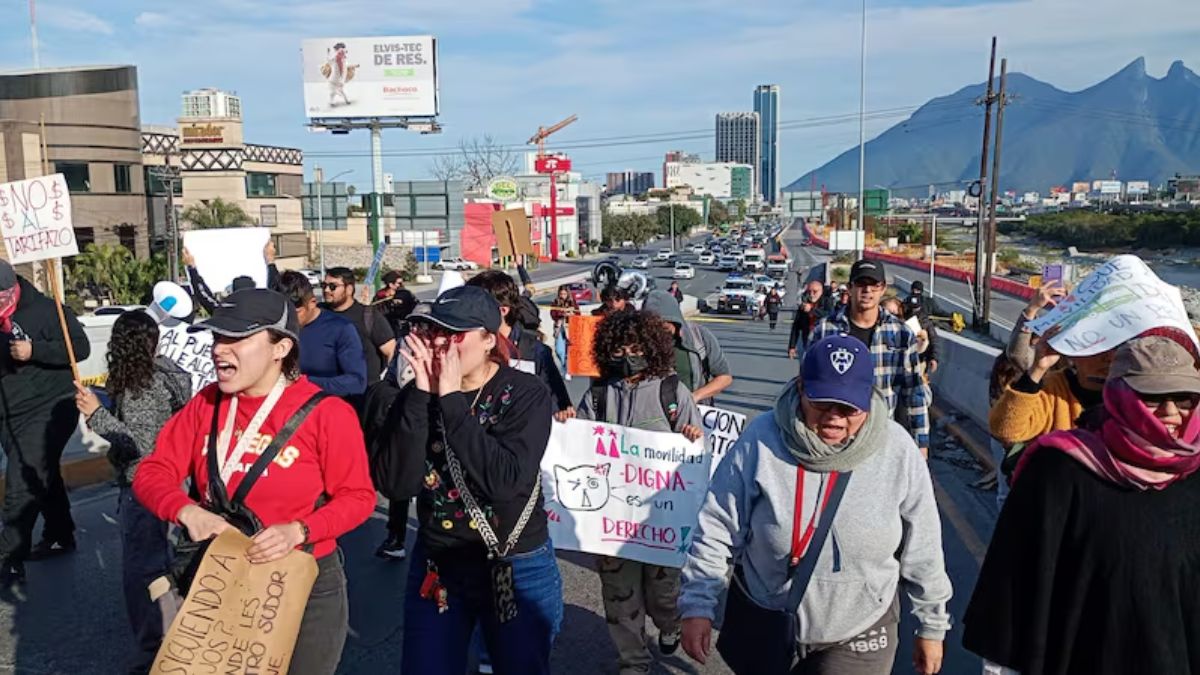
[0,284,20,333]
[773,378,890,472]
[1014,379,1200,490]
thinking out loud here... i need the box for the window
[54,162,90,192]
[246,172,277,197]
[116,224,137,255]
[259,205,278,227]
[114,164,132,194]
[144,167,182,196]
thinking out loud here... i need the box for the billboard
[302,36,438,119]
[1126,180,1150,195]
[1098,181,1122,195]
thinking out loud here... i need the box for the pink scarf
[0,285,20,333]
[1014,379,1200,490]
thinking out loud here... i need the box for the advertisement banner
[302,36,438,119]
[541,419,710,568]
[0,174,78,264]
[698,405,746,477]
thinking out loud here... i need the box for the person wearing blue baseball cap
[678,334,952,675]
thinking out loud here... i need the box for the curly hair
[106,311,160,399]
[592,310,676,380]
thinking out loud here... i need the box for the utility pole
[152,148,181,282]
[855,0,868,260]
[670,202,676,252]
[981,58,1010,332]
[314,165,325,275]
[972,37,998,331]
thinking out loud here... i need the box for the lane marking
[931,472,987,568]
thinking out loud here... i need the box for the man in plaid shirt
[809,259,931,455]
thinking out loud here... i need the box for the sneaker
[28,537,76,561]
[658,627,682,656]
[375,534,407,560]
[0,559,25,585]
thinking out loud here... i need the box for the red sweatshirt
[133,376,375,559]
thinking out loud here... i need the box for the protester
[278,271,366,397]
[667,281,684,304]
[592,285,631,317]
[133,288,376,675]
[810,260,931,456]
[788,280,833,358]
[764,287,784,330]
[642,290,733,405]
[576,310,703,675]
[376,270,418,336]
[371,286,561,674]
[0,261,91,583]
[987,353,1025,508]
[680,335,952,674]
[73,311,190,673]
[549,285,579,372]
[183,241,281,313]
[964,336,1200,675]
[323,266,396,387]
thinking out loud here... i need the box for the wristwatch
[297,520,310,544]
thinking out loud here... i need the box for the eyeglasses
[321,282,344,292]
[409,323,470,344]
[1140,392,1200,411]
[805,398,866,417]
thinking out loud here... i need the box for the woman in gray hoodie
[75,310,191,675]
[679,334,952,675]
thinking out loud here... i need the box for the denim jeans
[289,549,349,675]
[402,540,564,675]
[991,439,1010,508]
[118,487,174,675]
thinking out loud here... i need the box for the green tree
[731,199,747,220]
[181,197,254,229]
[708,199,731,226]
[656,205,702,244]
[67,244,168,304]
[602,212,657,249]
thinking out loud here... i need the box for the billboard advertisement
[1098,181,1122,195]
[1126,180,1150,195]
[302,36,438,119]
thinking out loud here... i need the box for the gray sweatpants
[596,556,681,674]
[793,597,900,675]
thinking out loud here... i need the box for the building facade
[663,150,700,188]
[605,171,654,196]
[753,85,780,205]
[664,161,753,200]
[715,112,760,198]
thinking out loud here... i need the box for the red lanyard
[790,466,840,567]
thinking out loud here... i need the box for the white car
[433,257,479,271]
[690,244,706,255]
[621,240,636,248]
[751,274,786,299]
[717,256,739,272]
[698,252,715,265]
[673,263,695,280]
[631,256,651,269]
[654,249,673,261]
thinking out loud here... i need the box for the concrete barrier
[928,330,1000,431]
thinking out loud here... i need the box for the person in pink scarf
[963,335,1200,675]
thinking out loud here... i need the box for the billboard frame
[302,36,439,121]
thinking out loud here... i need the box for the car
[698,251,715,265]
[297,269,324,287]
[766,255,790,278]
[433,257,479,271]
[566,282,594,303]
[654,249,673,262]
[690,245,706,255]
[717,256,738,272]
[713,276,764,315]
[751,274,786,299]
[673,263,696,280]
[631,256,651,269]
[621,240,635,249]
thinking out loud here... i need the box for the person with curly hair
[576,309,703,674]
[74,310,191,673]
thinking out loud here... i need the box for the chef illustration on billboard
[321,42,358,108]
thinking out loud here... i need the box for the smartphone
[1042,264,1064,287]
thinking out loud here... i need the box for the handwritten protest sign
[541,419,710,567]
[0,174,78,264]
[183,228,271,294]
[152,529,317,675]
[699,405,746,477]
[158,320,215,394]
[566,314,601,377]
[1028,255,1199,357]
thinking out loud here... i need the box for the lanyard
[216,375,288,486]
[790,466,840,567]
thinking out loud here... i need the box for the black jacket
[0,277,91,418]
[511,324,572,412]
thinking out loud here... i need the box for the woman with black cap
[133,288,376,675]
[372,285,560,675]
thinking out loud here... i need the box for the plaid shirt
[810,311,931,448]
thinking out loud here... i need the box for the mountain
[786,58,1200,196]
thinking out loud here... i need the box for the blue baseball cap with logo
[802,334,875,411]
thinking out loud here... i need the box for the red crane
[529,115,578,261]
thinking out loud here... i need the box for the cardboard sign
[566,314,601,377]
[491,209,534,259]
[0,174,78,263]
[541,418,710,568]
[698,405,746,478]
[152,529,318,675]
[183,228,271,294]
[158,319,215,394]
[1028,255,1199,357]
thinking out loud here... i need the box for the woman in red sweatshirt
[133,289,375,675]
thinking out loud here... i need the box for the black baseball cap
[409,286,501,333]
[850,259,887,285]
[231,275,256,292]
[190,289,299,342]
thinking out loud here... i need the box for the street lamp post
[313,167,353,276]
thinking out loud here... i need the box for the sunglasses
[321,282,344,292]
[1140,392,1200,411]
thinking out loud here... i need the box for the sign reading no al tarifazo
[0,174,78,264]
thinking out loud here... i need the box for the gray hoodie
[641,291,730,398]
[576,375,702,433]
[679,412,953,644]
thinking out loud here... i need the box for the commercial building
[605,171,654,196]
[663,150,700,187]
[715,112,759,198]
[0,65,150,259]
[753,84,780,205]
[664,161,752,200]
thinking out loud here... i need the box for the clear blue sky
[2,0,1196,192]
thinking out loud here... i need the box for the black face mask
[607,354,649,379]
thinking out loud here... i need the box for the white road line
[894,274,1015,331]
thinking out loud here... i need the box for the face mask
[607,354,649,379]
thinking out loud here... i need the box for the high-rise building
[663,150,700,187]
[715,112,760,199]
[754,84,780,205]
[181,88,242,119]
[606,171,654,196]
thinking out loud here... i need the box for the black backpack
[590,374,681,427]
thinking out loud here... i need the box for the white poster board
[541,419,710,568]
[1028,254,1199,357]
[157,319,215,395]
[183,228,270,294]
[0,174,78,263]
[699,405,746,478]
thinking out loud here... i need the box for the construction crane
[528,114,578,261]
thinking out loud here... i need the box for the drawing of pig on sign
[540,418,711,567]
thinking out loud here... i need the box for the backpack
[684,322,712,384]
[590,373,681,428]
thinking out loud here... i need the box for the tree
[601,211,657,249]
[655,204,702,244]
[731,199,748,220]
[429,134,519,191]
[67,244,168,304]
[708,199,731,226]
[181,197,253,229]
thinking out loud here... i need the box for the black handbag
[716,470,851,674]
[168,390,328,596]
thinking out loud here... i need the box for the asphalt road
[0,226,1004,674]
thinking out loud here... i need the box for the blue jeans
[402,540,563,675]
[119,486,173,674]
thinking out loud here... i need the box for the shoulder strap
[206,391,231,511]
[785,470,852,614]
[659,373,681,424]
[230,391,330,506]
[590,382,608,423]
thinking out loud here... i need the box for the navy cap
[410,285,501,333]
[190,288,299,342]
[802,334,874,411]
